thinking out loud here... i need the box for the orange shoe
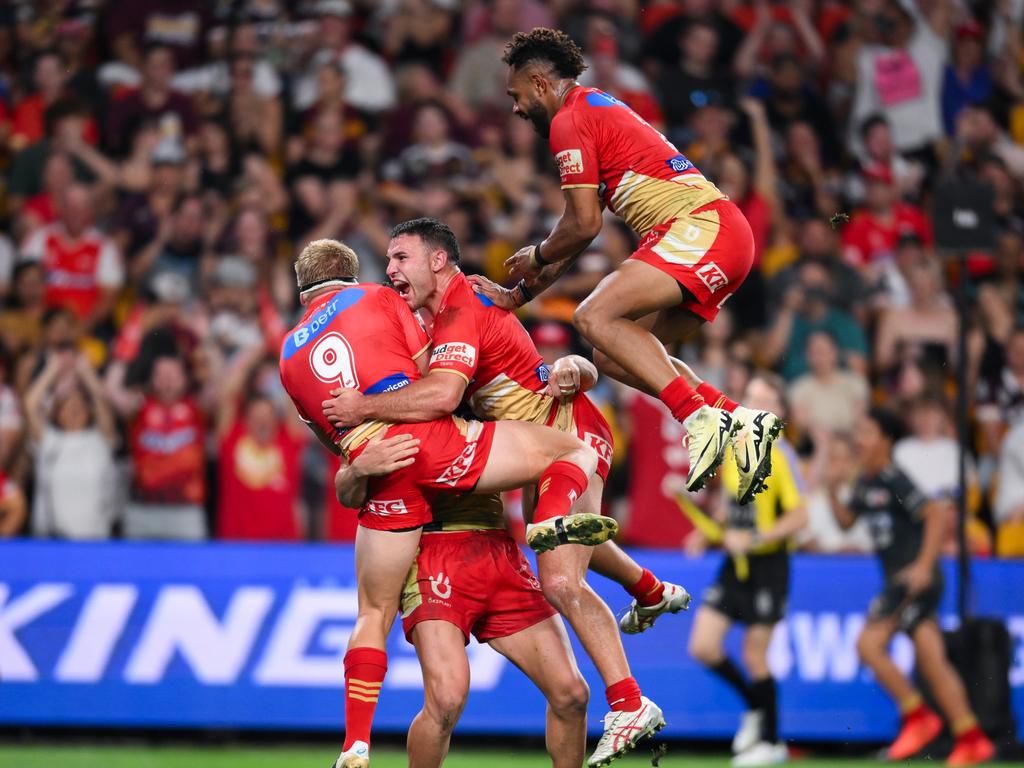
[888,707,943,760]
[947,729,995,766]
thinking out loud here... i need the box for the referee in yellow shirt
[686,373,807,767]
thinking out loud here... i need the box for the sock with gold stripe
[696,382,739,413]
[534,460,588,523]
[343,647,387,750]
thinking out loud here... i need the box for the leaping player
[278,239,614,768]
[470,28,781,503]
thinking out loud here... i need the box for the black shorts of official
[702,551,789,626]
[868,572,944,634]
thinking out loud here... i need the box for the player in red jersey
[470,28,782,505]
[335,442,588,768]
[322,220,685,766]
[279,239,613,768]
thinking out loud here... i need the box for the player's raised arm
[505,187,603,280]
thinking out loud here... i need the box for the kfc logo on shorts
[695,262,729,293]
[429,571,452,599]
[436,442,478,486]
[556,149,584,180]
[365,498,409,516]
[584,432,613,465]
[430,342,477,369]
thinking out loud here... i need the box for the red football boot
[947,727,995,766]
[887,706,943,760]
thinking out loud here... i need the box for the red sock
[659,377,705,423]
[606,677,642,712]
[534,460,588,523]
[343,647,387,750]
[904,702,930,723]
[626,568,665,607]
[696,382,739,413]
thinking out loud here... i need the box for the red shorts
[549,394,614,482]
[400,530,557,644]
[629,198,754,323]
[351,417,496,531]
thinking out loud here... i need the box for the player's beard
[521,100,551,138]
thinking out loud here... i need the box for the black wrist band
[516,279,535,304]
[533,244,550,266]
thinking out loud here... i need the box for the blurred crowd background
[1,0,1024,558]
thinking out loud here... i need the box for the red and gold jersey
[279,284,430,456]
[550,86,725,237]
[129,397,205,504]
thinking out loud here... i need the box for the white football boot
[332,741,369,768]
[619,582,692,634]
[729,406,783,505]
[587,696,665,767]
[684,406,741,492]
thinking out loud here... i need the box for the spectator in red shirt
[214,346,306,541]
[841,164,932,269]
[120,354,207,541]
[19,183,124,335]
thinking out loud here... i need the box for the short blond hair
[294,239,360,290]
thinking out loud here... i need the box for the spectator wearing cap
[19,183,124,336]
[849,0,948,158]
[789,330,870,435]
[657,19,735,142]
[840,163,932,269]
[105,46,199,158]
[291,0,396,115]
[942,20,992,136]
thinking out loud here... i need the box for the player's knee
[688,633,723,666]
[539,571,586,612]
[425,684,468,734]
[549,673,589,718]
[855,628,883,662]
[572,298,608,341]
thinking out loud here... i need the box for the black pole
[956,250,970,623]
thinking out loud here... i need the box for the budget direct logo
[556,149,584,178]
[430,342,477,368]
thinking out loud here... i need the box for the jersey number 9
[310,332,359,389]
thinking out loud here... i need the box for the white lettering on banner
[1009,617,1024,687]
[254,586,357,686]
[125,586,273,684]
[0,583,74,681]
[789,613,864,683]
[56,585,138,682]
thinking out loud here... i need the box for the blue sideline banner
[0,540,1021,741]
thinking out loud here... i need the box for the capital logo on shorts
[584,432,613,466]
[556,149,584,180]
[436,441,478,486]
[695,262,729,293]
[430,342,477,369]
[429,571,452,599]
[365,498,409,516]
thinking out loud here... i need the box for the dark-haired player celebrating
[826,408,994,767]
[470,28,781,504]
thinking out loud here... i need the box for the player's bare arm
[334,434,422,508]
[506,187,603,280]
[322,369,467,428]
[468,255,579,310]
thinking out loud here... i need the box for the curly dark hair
[502,28,587,79]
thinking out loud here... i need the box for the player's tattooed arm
[504,187,602,279]
[467,255,580,310]
[334,434,422,507]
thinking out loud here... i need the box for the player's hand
[546,357,581,402]
[350,433,421,477]
[467,274,519,311]
[723,529,754,556]
[896,562,933,596]
[323,388,367,427]
[505,245,542,279]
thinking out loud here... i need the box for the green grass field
[0,745,897,768]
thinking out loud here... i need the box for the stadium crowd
[0,0,1023,557]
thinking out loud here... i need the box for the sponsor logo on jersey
[365,498,409,516]
[584,432,613,465]
[695,262,729,293]
[556,149,584,179]
[138,426,199,453]
[536,364,550,384]
[430,342,477,369]
[365,373,411,394]
[436,441,478,486]
[428,571,452,600]
[665,154,694,173]
[281,289,365,360]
